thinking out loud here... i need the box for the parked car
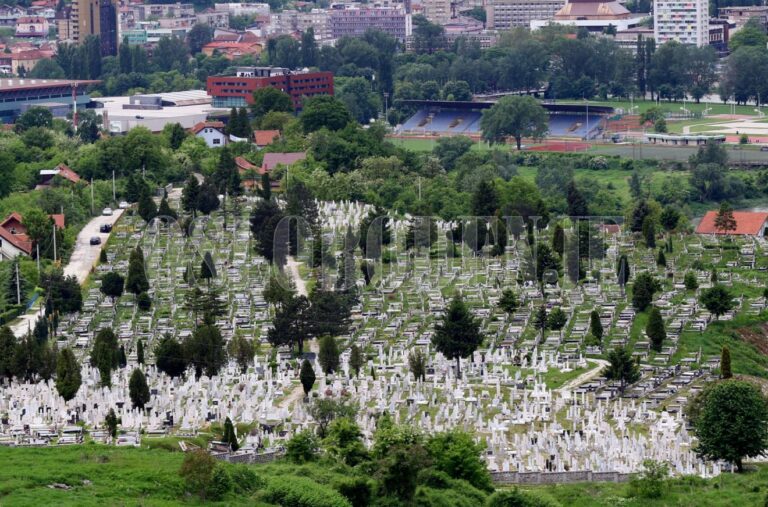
[100,224,112,233]
[118,201,129,209]
[89,237,101,245]
[102,207,113,216]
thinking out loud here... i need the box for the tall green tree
[720,345,732,379]
[700,285,735,320]
[432,296,483,378]
[480,95,548,150]
[646,307,666,352]
[90,328,119,387]
[129,368,150,409]
[602,346,640,393]
[318,335,340,375]
[691,380,768,472]
[125,247,149,295]
[300,358,316,396]
[55,347,81,401]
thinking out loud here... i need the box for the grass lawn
[558,98,762,118]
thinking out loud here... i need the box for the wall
[490,470,632,484]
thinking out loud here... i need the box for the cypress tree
[118,345,127,368]
[349,344,363,377]
[300,358,315,396]
[318,336,340,375]
[55,347,81,401]
[589,310,603,342]
[646,306,666,352]
[656,248,667,267]
[182,175,200,215]
[90,328,119,387]
[222,416,239,451]
[137,340,144,365]
[126,247,149,295]
[432,296,483,378]
[128,368,150,409]
[137,187,158,223]
[720,345,732,379]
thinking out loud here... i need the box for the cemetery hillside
[8,17,768,507]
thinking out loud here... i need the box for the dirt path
[557,358,609,393]
[278,256,318,410]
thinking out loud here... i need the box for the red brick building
[206,66,334,110]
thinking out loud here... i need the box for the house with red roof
[695,210,768,236]
[191,121,228,148]
[0,211,64,259]
[253,130,280,148]
[37,164,83,189]
[261,152,307,174]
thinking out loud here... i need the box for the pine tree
[589,310,603,342]
[259,172,272,201]
[105,408,119,439]
[566,181,588,217]
[227,333,254,373]
[646,307,666,352]
[432,296,483,378]
[684,272,699,291]
[128,368,150,409]
[197,179,221,215]
[182,175,201,215]
[349,344,363,377]
[318,336,340,375]
[55,347,81,401]
[155,333,188,378]
[126,246,149,295]
[90,328,119,387]
[720,345,732,379]
[222,416,239,451]
[498,289,519,314]
[602,346,640,393]
[300,358,315,396]
[118,345,127,368]
[552,223,565,257]
[642,216,656,248]
[137,339,144,365]
[200,251,216,285]
[137,187,158,223]
[238,107,252,139]
[158,196,178,220]
[617,254,631,293]
[714,202,737,234]
[656,248,667,267]
[532,304,548,339]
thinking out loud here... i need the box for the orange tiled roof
[191,121,225,135]
[695,211,768,235]
[253,130,279,146]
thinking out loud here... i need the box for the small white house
[191,121,228,148]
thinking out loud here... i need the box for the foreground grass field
[1,445,767,506]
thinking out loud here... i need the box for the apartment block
[487,0,563,30]
[328,6,410,41]
[654,0,708,46]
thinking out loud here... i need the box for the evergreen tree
[656,248,667,267]
[105,408,119,439]
[349,344,363,377]
[128,368,150,409]
[182,175,201,215]
[471,180,499,217]
[546,307,567,330]
[200,251,216,285]
[155,333,188,378]
[118,345,127,368]
[684,272,699,290]
[227,333,254,373]
[222,416,239,451]
[532,304,548,339]
[100,272,124,304]
[589,310,603,342]
[700,285,735,320]
[720,345,732,379]
[498,289,519,314]
[125,247,149,295]
[90,328,119,387]
[714,201,737,234]
[259,172,272,201]
[158,196,178,220]
[552,223,565,257]
[55,347,81,401]
[300,358,316,396]
[184,324,227,378]
[643,216,656,248]
[137,339,144,365]
[490,217,508,256]
[408,348,427,381]
[617,254,631,293]
[318,335,340,375]
[646,307,666,352]
[602,346,640,393]
[632,272,658,311]
[432,296,483,378]
[566,181,588,217]
[711,266,718,284]
[197,179,220,215]
[137,187,158,223]
[238,107,252,139]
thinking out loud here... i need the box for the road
[10,209,125,337]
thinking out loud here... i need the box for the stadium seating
[547,114,603,139]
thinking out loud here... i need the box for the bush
[230,465,264,494]
[628,460,669,499]
[486,488,559,507]
[261,475,352,507]
[208,466,233,500]
[332,476,373,507]
[137,291,151,311]
[179,449,217,500]
[285,430,320,464]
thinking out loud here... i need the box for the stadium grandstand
[396,100,613,141]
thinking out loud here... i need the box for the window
[213,138,221,145]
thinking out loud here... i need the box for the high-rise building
[654,0,709,47]
[423,0,452,25]
[328,6,411,41]
[487,0,563,30]
[70,0,119,56]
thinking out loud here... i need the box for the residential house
[261,151,306,174]
[15,16,49,37]
[191,121,228,147]
[0,211,64,259]
[253,129,279,148]
[36,164,83,189]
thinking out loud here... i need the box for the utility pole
[52,222,57,263]
[15,261,21,305]
[112,170,116,202]
[36,243,40,275]
[91,177,94,215]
